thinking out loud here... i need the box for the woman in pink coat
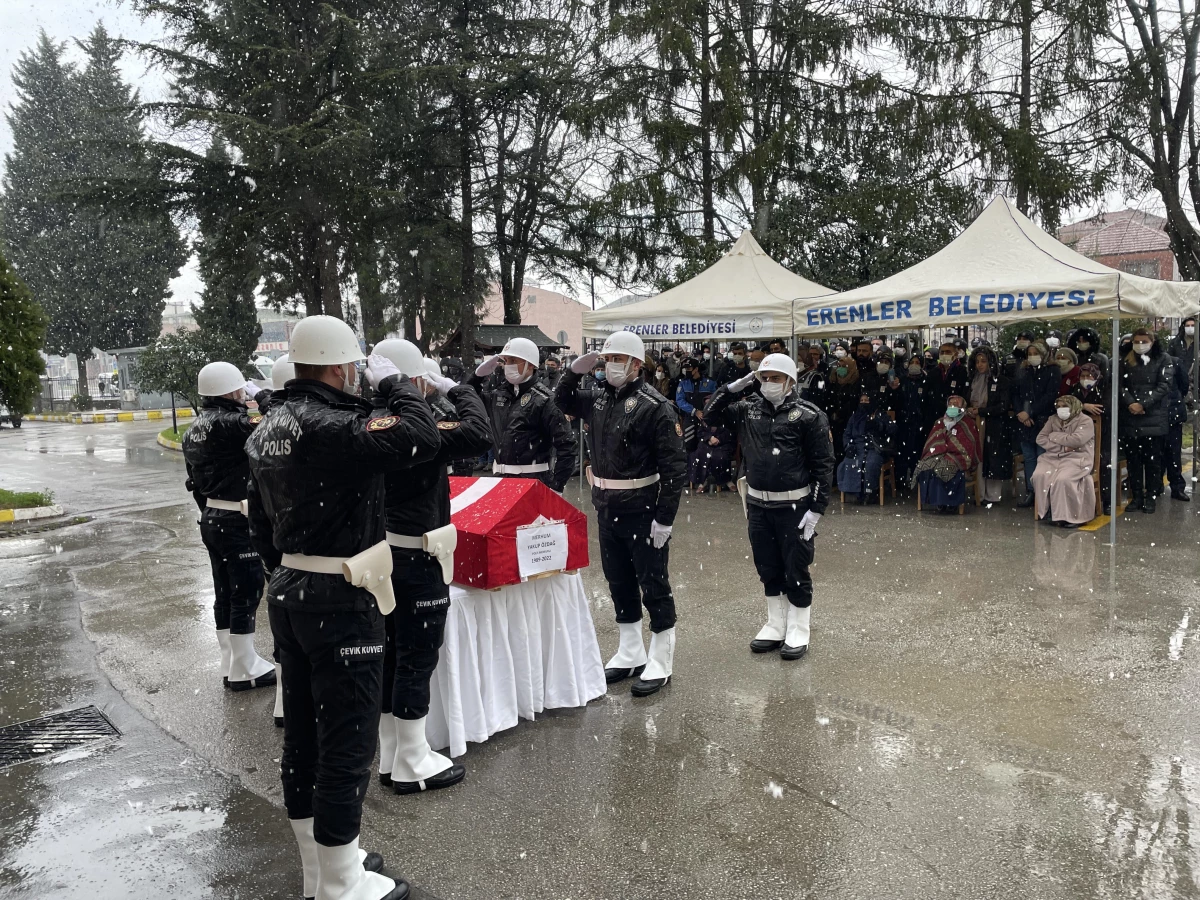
[1031,394,1096,528]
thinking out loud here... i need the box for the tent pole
[1110,314,1120,546]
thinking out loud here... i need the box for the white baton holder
[341,541,397,615]
[737,476,749,518]
[423,524,458,585]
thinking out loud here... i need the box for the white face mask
[1187,325,1196,336]
[606,360,632,388]
[1081,379,1097,389]
[341,364,357,395]
[795,360,806,373]
[894,347,907,357]
[1077,341,1090,352]
[833,349,847,359]
[1056,359,1073,372]
[1015,340,1031,350]
[1046,337,1060,348]
[908,364,923,376]
[1027,355,1042,367]
[876,362,890,374]
[1056,407,1071,420]
[504,363,530,385]
[1133,342,1152,355]
[748,359,761,371]
[759,381,789,405]
[939,354,953,366]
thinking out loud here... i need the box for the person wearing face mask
[1030,395,1096,528]
[929,341,969,418]
[1168,317,1196,398]
[183,361,277,694]
[705,354,833,660]
[1043,330,1063,352]
[246,316,441,900]
[1164,341,1193,502]
[722,341,752,384]
[825,350,861,467]
[367,342,490,797]
[898,356,934,484]
[540,354,563,391]
[1012,340,1061,507]
[910,395,980,513]
[794,342,826,408]
[965,348,1011,504]
[1070,362,1112,512]
[675,357,718,421]
[1066,327,1109,374]
[653,361,674,398]
[557,331,687,697]
[1005,331,1035,380]
[836,392,897,504]
[469,337,576,493]
[1052,347,1082,395]
[891,339,910,364]
[853,338,875,369]
[1119,328,1173,513]
[858,347,902,412]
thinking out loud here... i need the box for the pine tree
[0,250,48,416]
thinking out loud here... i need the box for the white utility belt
[385,524,457,585]
[585,467,660,491]
[746,485,811,502]
[281,542,396,614]
[206,498,248,515]
[493,462,550,475]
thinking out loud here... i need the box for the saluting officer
[183,361,276,692]
[469,337,576,491]
[556,331,687,697]
[370,340,491,796]
[704,353,834,660]
[423,358,477,476]
[246,316,439,900]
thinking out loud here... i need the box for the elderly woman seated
[1030,394,1096,528]
[910,395,980,512]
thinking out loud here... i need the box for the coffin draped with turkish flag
[449,476,589,589]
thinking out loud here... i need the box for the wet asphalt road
[2,419,1200,899]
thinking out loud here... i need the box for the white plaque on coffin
[515,516,569,579]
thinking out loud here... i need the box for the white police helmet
[372,338,425,378]
[757,353,798,383]
[600,330,645,362]
[270,354,295,390]
[500,337,540,367]
[288,315,365,365]
[197,361,246,397]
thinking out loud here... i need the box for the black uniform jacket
[246,378,439,612]
[705,384,834,514]
[467,372,576,491]
[377,385,492,537]
[183,395,263,510]
[555,370,687,526]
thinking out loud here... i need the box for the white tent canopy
[793,196,1200,337]
[583,230,829,343]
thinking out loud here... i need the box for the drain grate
[0,705,120,768]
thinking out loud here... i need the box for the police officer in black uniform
[469,337,576,491]
[555,330,686,696]
[422,358,477,477]
[705,353,834,660]
[370,340,491,796]
[183,360,277,692]
[247,315,439,900]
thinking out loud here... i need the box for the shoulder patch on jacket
[531,383,552,399]
[639,384,665,404]
[436,420,461,430]
[367,415,399,432]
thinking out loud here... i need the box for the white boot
[315,839,401,900]
[781,605,811,660]
[604,621,648,671]
[750,596,788,651]
[639,627,675,682]
[391,716,459,791]
[289,817,320,900]
[216,629,232,685]
[378,714,398,782]
[273,663,284,726]
[227,632,276,688]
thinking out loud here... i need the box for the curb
[25,409,196,425]
[157,433,183,452]
[0,504,64,524]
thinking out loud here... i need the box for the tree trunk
[457,0,477,363]
[501,261,521,324]
[357,240,387,346]
[1015,0,1033,216]
[700,1,715,245]
[318,227,343,320]
[403,299,419,347]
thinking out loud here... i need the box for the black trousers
[747,502,816,608]
[381,548,450,720]
[1166,422,1186,492]
[199,509,264,634]
[1125,433,1165,500]
[597,507,676,633]
[269,602,384,847]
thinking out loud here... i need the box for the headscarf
[1079,362,1102,381]
[829,356,859,385]
[1023,340,1049,367]
[1055,393,1083,422]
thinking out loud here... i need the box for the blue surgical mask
[945,406,963,419]
[594,369,606,382]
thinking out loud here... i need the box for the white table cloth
[425,571,606,758]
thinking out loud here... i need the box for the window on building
[1120,259,1161,279]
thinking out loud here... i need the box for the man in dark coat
[1012,340,1062,507]
[1165,343,1192,502]
[1120,328,1174,512]
[965,347,1011,503]
[1168,316,1196,398]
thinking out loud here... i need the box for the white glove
[365,353,400,389]
[571,351,600,374]
[475,355,502,377]
[728,372,756,393]
[799,510,821,541]
[242,380,261,398]
[426,372,458,393]
[650,520,672,549]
